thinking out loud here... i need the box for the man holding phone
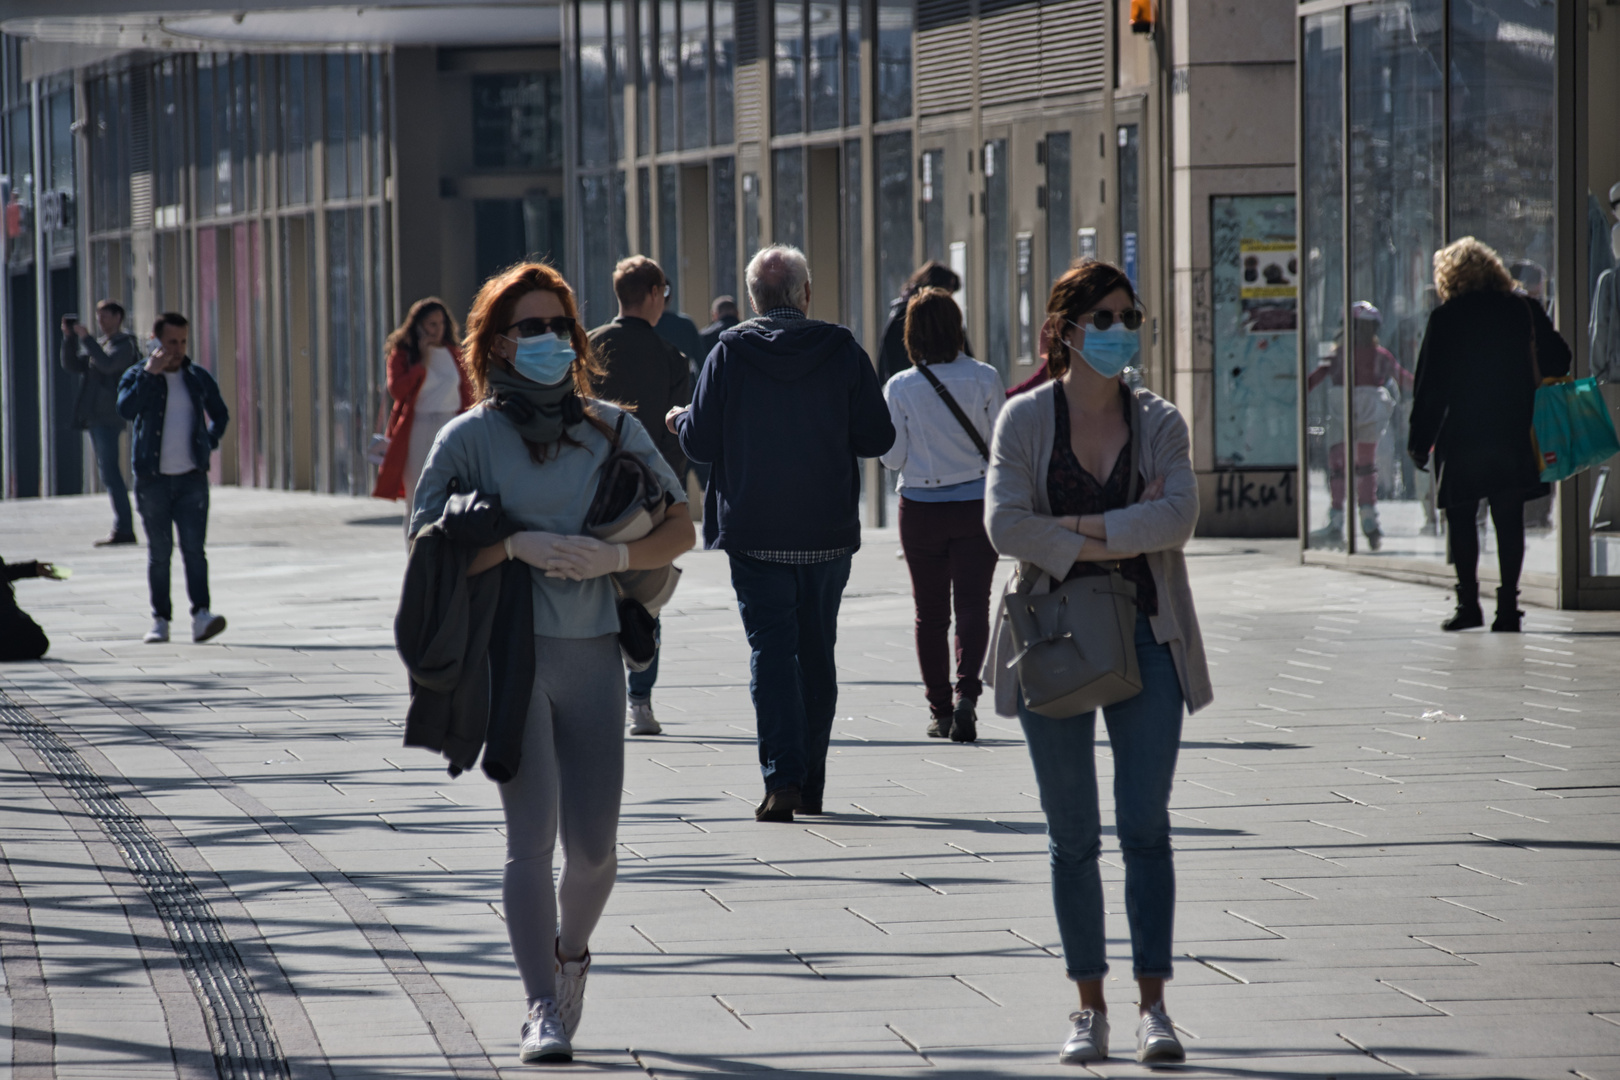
[116,312,230,644]
[60,300,140,545]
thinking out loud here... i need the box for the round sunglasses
[1073,308,1144,332]
[505,316,577,339]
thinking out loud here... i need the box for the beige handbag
[1004,396,1144,719]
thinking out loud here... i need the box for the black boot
[1491,587,1522,632]
[1441,583,1484,631]
[949,697,978,743]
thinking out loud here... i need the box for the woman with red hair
[410,263,695,1064]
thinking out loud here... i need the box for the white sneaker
[143,617,170,644]
[519,998,572,1063]
[555,944,590,1038]
[628,700,661,735]
[1060,1008,1109,1064]
[1135,1004,1185,1063]
[191,609,226,643]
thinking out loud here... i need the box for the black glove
[1410,449,1430,471]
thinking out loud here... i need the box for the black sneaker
[755,785,801,823]
[94,532,137,547]
[950,698,978,743]
[926,714,953,739]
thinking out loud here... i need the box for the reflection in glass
[713,0,735,143]
[774,0,804,134]
[809,1,840,131]
[1339,0,1442,556]
[659,164,681,301]
[473,73,564,170]
[714,156,739,302]
[578,0,611,167]
[611,0,629,160]
[1301,11,1344,550]
[580,174,618,325]
[742,172,761,264]
[1588,0,1620,579]
[772,146,806,250]
[659,0,678,151]
[875,0,912,121]
[638,165,653,256]
[876,133,914,333]
[638,0,653,153]
[681,0,708,148]
[843,0,861,126]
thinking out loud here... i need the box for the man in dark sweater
[60,300,140,546]
[668,245,894,823]
[589,256,692,736]
[699,296,740,359]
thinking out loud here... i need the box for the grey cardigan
[982,380,1213,717]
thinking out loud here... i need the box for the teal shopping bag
[1532,377,1620,483]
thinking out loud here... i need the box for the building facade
[1295,0,1619,609]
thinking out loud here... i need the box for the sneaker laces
[1139,1005,1175,1042]
[1068,1009,1100,1035]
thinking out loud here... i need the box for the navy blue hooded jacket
[117,358,230,479]
[675,315,895,552]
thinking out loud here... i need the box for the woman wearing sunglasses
[983,259,1211,1065]
[409,263,695,1064]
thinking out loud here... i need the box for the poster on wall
[1212,195,1298,468]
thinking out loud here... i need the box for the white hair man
[665,244,895,823]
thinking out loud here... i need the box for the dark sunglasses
[1075,308,1144,332]
[506,316,576,339]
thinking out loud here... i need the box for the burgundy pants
[898,497,1001,718]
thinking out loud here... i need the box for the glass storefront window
[1211,195,1298,469]
[637,0,653,154]
[875,131,913,318]
[681,0,709,148]
[774,0,804,134]
[638,165,653,256]
[875,0,912,121]
[659,0,679,150]
[843,0,861,127]
[742,171,761,263]
[1343,0,1443,557]
[713,155,738,301]
[611,0,628,161]
[88,73,131,234]
[473,73,565,171]
[1117,123,1140,288]
[808,0,840,131]
[1301,11,1343,551]
[658,163,680,299]
[281,56,313,206]
[984,137,1009,376]
[579,1,612,167]
[1586,0,1620,582]
[772,145,805,249]
[579,173,618,324]
[713,0,735,143]
[4,104,34,271]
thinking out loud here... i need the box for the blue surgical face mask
[505,332,576,386]
[1067,320,1139,378]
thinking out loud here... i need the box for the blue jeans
[88,423,133,537]
[627,617,660,701]
[727,552,852,804]
[1017,612,1184,982]
[135,471,211,620]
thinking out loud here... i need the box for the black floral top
[1047,389,1159,615]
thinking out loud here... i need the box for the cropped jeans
[1017,612,1184,982]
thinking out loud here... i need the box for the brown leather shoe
[754,785,801,823]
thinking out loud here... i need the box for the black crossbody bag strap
[916,364,990,461]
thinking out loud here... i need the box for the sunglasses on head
[506,316,576,339]
[1074,308,1144,332]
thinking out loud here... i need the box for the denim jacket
[116,358,230,478]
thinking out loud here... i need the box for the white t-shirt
[159,370,197,474]
[416,346,461,414]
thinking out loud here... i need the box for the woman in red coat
[373,297,474,515]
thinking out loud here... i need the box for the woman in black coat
[1408,237,1571,632]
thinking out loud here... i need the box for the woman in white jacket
[880,287,1006,741]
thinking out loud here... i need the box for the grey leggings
[499,633,626,1006]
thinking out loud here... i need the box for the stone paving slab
[2,489,1619,1078]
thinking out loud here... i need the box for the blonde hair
[1432,237,1514,303]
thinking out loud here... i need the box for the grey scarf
[485,365,585,445]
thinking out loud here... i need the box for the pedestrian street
[2,489,1618,1079]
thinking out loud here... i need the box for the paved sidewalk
[1,489,1618,1079]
